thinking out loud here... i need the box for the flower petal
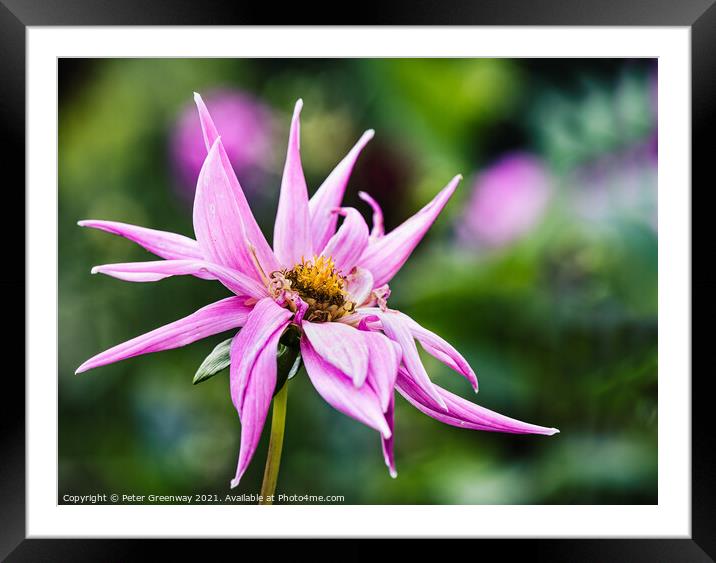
[193,93,279,278]
[358,174,462,286]
[194,139,258,277]
[78,220,203,260]
[301,338,390,438]
[381,395,397,478]
[321,208,370,275]
[91,259,268,299]
[363,331,401,412]
[358,191,385,240]
[396,369,559,435]
[309,130,374,251]
[397,312,478,392]
[193,92,221,151]
[75,297,251,374]
[370,309,447,411]
[273,100,313,267]
[230,335,279,489]
[302,321,369,387]
[229,300,292,488]
[229,298,293,417]
[357,307,477,391]
[344,267,374,307]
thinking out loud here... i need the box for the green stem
[259,381,288,505]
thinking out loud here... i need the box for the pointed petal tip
[550,428,560,435]
[77,220,88,227]
[293,98,304,115]
[193,92,206,111]
[90,266,99,274]
[445,174,463,192]
[389,468,398,479]
[351,129,375,154]
[193,92,207,107]
[230,477,240,489]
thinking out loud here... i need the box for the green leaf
[192,326,303,392]
[193,338,232,385]
[286,352,302,380]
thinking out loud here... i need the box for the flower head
[78,94,558,488]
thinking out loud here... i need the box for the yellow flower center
[271,256,355,322]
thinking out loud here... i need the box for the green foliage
[193,338,233,385]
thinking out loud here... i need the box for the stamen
[248,244,270,287]
[276,255,356,322]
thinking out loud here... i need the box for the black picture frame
[2,1,709,560]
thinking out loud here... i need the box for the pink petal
[91,259,268,299]
[358,191,385,240]
[371,309,447,411]
[302,321,369,387]
[193,94,280,279]
[193,139,258,277]
[321,208,369,275]
[193,92,221,151]
[344,267,374,307]
[381,395,397,478]
[78,220,204,260]
[363,331,401,412]
[273,100,313,267]
[229,298,293,417]
[338,309,381,331]
[356,307,477,391]
[230,336,279,488]
[398,312,478,392]
[357,315,380,331]
[309,130,374,251]
[301,338,390,438]
[396,369,559,435]
[75,297,251,374]
[229,299,292,488]
[358,174,462,286]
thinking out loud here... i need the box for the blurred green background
[59,58,657,504]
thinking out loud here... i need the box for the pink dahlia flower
[77,94,558,488]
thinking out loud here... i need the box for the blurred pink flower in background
[458,152,552,248]
[170,89,275,202]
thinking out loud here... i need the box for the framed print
[2,1,711,560]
